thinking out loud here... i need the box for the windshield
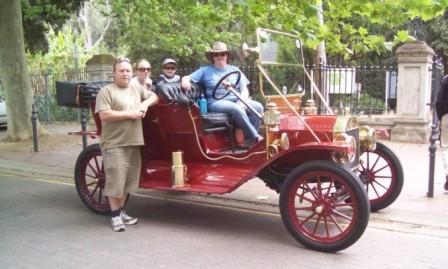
[256,28,306,97]
[257,29,303,66]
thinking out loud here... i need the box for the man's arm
[139,91,159,114]
[99,110,144,122]
[181,75,191,91]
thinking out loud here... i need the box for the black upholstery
[156,82,233,131]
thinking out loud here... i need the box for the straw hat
[205,41,231,61]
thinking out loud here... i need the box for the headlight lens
[359,125,376,152]
[332,133,356,164]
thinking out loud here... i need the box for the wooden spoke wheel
[279,161,370,252]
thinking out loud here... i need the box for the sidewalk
[1,122,448,237]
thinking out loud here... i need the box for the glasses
[138,67,151,72]
[212,52,227,57]
[163,66,176,70]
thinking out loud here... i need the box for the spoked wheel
[279,161,370,253]
[74,143,110,215]
[358,142,403,212]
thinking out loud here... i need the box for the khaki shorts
[441,115,448,147]
[102,146,141,198]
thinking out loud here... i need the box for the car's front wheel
[279,160,370,252]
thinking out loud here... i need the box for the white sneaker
[120,210,138,225]
[111,216,126,232]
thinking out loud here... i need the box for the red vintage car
[57,29,403,252]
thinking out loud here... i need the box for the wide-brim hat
[205,41,231,61]
[162,58,177,66]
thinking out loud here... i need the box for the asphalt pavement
[1,122,448,238]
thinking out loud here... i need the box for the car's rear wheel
[74,143,129,215]
[358,142,403,212]
[279,161,370,252]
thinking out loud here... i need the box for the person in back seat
[157,58,180,85]
[181,41,263,146]
[131,59,153,91]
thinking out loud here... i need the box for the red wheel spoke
[325,180,334,197]
[98,187,103,203]
[316,176,323,199]
[373,164,390,174]
[299,212,317,225]
[312,214,322,234]
[323,215,330,238]
[370,154,381,171]
[304,183,318,199]
[296,193,315,203]
[372,180,389,191]
[94,156,100,172]
[86,181,97,187]
[89,185,99,197]
[328,214,344,232]
[331,208,352,221]
[87,163,98,174]
[85,172,97,179]
[369,182,381,198]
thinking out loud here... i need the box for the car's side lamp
[242,43,259,58]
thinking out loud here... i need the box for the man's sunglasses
[212,52,227,57]
[163,66,176,70]
[138,67,151,72]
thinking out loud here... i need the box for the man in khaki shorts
[96,57,159,232]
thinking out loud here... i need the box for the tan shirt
[95,83,153,150]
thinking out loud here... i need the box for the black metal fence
[29,62,399,121]
[30,68,88,122]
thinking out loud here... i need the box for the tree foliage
[21,0,83,52]
[104,0,448,65]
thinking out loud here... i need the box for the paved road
[1,172,446,269]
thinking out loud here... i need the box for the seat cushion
[201,112,232,130]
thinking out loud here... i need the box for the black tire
[358,142,404,212]
[74,144,129,215]
[279,161,370,253]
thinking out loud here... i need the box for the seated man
[181,41,263,147]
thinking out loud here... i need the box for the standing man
[436,75,448,191]
[95,57,159,231]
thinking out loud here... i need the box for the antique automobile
[56,28,403,252]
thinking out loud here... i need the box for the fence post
[80,108,88,149]
[427,56,443,197]
[44,69,51,123]
[31,104,39,152]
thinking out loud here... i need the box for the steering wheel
[212,70,241,100]
[211,70,262,121]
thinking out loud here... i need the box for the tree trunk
[0,0,34,141]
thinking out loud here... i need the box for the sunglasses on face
[138,67,151,72]
[212,52,227,57]
[163,66,176,70]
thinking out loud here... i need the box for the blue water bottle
[198,94,208,114]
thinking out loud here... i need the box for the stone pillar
[391,41,435,143]
[85,54,115,81]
